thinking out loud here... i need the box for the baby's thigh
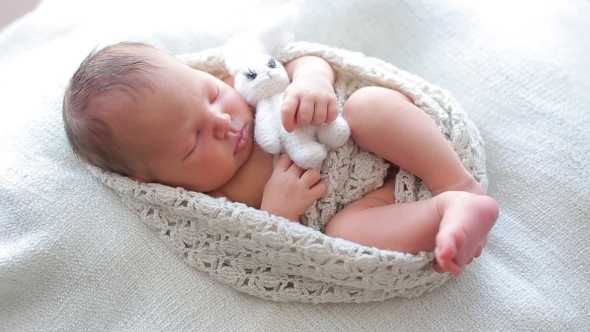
[342,86,412,136]
[343,86,412,116]
[325,170,397,236]
[342,176,396,211]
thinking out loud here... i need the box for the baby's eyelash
[210,83,220,102]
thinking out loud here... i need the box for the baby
[63,42,499,276]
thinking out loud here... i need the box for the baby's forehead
[88,86,139,125]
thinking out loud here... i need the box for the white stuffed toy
[223,10,351,169]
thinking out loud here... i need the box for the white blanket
[1,0,588,330]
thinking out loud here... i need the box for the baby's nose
[212,113,232,139]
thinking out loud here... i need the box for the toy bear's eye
[267,58,276,68]
[244,69,257,81]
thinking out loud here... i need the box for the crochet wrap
[90,42,488,303]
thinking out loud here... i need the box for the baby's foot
[431,175,487,196]
[433,192,499,276]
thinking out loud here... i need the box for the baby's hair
[63,42,158,177]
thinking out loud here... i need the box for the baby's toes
[438,256,463,276]
[435,232,457,259]
[432,261,445,273]
[472,239,487,260]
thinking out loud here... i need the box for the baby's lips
[233,124,248,155]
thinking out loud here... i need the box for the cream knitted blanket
[90,42,487,303]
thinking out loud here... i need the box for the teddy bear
[223,11,351,169]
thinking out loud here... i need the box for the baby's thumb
[274,154,292,171]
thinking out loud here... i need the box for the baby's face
[114,48,254,192]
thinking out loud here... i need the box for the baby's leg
[325,179,499,276]
[340,86,499,273]
[343,87,484,195]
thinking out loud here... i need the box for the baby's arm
[282,56,338,132]
[260,154,327,222]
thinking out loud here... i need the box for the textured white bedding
[1,0,588,330]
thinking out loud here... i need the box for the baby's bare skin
[326,173,497,276]
[324,86,498,276]
[434,191,498,276]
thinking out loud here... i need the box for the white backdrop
[1,0,589,330]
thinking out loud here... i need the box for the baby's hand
[281,74,338,133]
[260,154,327,222]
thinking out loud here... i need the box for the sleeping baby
[62,42,498,276]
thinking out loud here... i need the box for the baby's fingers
[326,98,339,123]
[310,99,328,126]
[301,168,322,186]
[302,169,327,198]
[274,154,293,171]
[281,95,299,133]
[295,98,315,126]
[310,180,327,199]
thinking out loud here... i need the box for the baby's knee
[343,86,412,129]
[343,87,374,130]
[343,87,375,119]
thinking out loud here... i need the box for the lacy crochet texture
[90,42,488,303]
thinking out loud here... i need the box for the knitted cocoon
[90,42,488,303]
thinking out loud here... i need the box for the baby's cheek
[221,75,234,86]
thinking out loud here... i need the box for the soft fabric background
[1,0,588,331]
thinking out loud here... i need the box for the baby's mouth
[233,124,248,155]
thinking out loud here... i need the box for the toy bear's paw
[254,116,282,154]
[317,116,351,148]
[256,135,282,154]
[290,143,327,169]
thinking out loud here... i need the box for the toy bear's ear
[223,36,252,77]
[224,56,242,78]
[255,5,297,55]
[223,4,298,76]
